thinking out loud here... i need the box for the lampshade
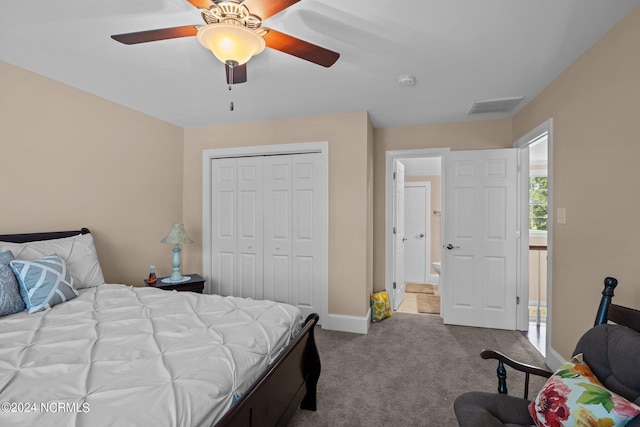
[161,223,193,245]
[197,23,266,66]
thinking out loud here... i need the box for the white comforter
[0,284,303,427]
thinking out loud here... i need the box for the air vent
[468,96,524,114]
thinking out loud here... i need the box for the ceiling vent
[468,96,524,114]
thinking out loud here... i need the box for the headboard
[0,228,90,243]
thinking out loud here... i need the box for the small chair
[454,277,640,426]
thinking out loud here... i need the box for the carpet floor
[290,313,547,426]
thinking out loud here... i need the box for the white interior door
[404,182,431,284]
[211,158,238,296]
[237,157,264,299]
[263,155,293,304]
[443,149,518,330]
[291,153,325,320]
[392,160,406,310]
[211,152,326,321]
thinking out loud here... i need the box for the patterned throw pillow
[9,254,79,314]
[529,353,640,427]
[0,250,26,316]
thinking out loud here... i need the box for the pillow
[0,250,26,316]
[0,233,105,289]
[9,255,79,314]
[529,353,640,427]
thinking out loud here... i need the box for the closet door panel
[237,157,264,299]
[292,154,324,319]
[263,155,292,303]
[211,158,237,295]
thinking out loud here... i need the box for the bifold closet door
[237,157,264,299]
[211,156,264,298]
[211,153,324,319]
[264,153,324,318]
[211,158,237,297]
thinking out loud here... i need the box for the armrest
[481,349,553,399]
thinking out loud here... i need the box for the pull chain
[228,63,235,111]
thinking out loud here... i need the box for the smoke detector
[398,74,416,87]
[469,96,524,114]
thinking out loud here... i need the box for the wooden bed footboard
[215,313,321,427]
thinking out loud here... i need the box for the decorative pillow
[9,255,79,314]
[371,290,392,322]
[0,233,105,289]
[0,250,26,316]
[529,353,640,427]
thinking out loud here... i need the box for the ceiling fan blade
[111,25,199,45]
[263,29,339,67]
[226,63,248,84]
[242,0,300,20]
[185,0,213,8]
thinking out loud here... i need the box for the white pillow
[0,233,105,289]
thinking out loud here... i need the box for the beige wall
[182,111,372,317]
[513,5,640,358]
[372,119,514,292]
[0,60,184,285]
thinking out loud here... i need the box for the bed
[0,228,320,427]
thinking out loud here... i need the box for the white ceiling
[1,0,638,129]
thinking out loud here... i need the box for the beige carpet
[416,293,441,314]
[405,283,436,294]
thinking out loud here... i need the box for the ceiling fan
[111,0,340,84]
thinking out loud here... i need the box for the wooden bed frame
[0,228,321,427]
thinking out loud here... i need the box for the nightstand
[145,273,205,293]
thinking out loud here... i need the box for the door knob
[402,237,408,242]
[446,244,460,250]
[418,233,425,238]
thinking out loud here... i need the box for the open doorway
[385,148,449,314]
[395,157,442,315]
[514,118,553,359]
[527,135,549,354]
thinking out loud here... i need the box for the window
[529,176,548,231]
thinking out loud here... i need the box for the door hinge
[393,226,396,234]
[393,282,397,289]
[393,172,396,180]
[516,296,520,305]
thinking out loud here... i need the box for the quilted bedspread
[0,284,303,427]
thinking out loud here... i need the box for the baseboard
[322,309,371,334]
[545,345,565,371]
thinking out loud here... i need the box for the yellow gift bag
[370,290,392,322]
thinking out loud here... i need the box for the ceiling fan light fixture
[197,23,266,66]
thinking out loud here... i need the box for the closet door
[237,157,264,299]
[291,153,325,320]
[211,158,237,296]
[263,155,293,303]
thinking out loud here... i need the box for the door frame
[385,148,450,309]
[202,141,329,326]
[513,118,555,365]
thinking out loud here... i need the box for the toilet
[432,261,441,291]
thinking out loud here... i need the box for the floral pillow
[529,353,640,427]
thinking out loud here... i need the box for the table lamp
[161,223,193,283]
